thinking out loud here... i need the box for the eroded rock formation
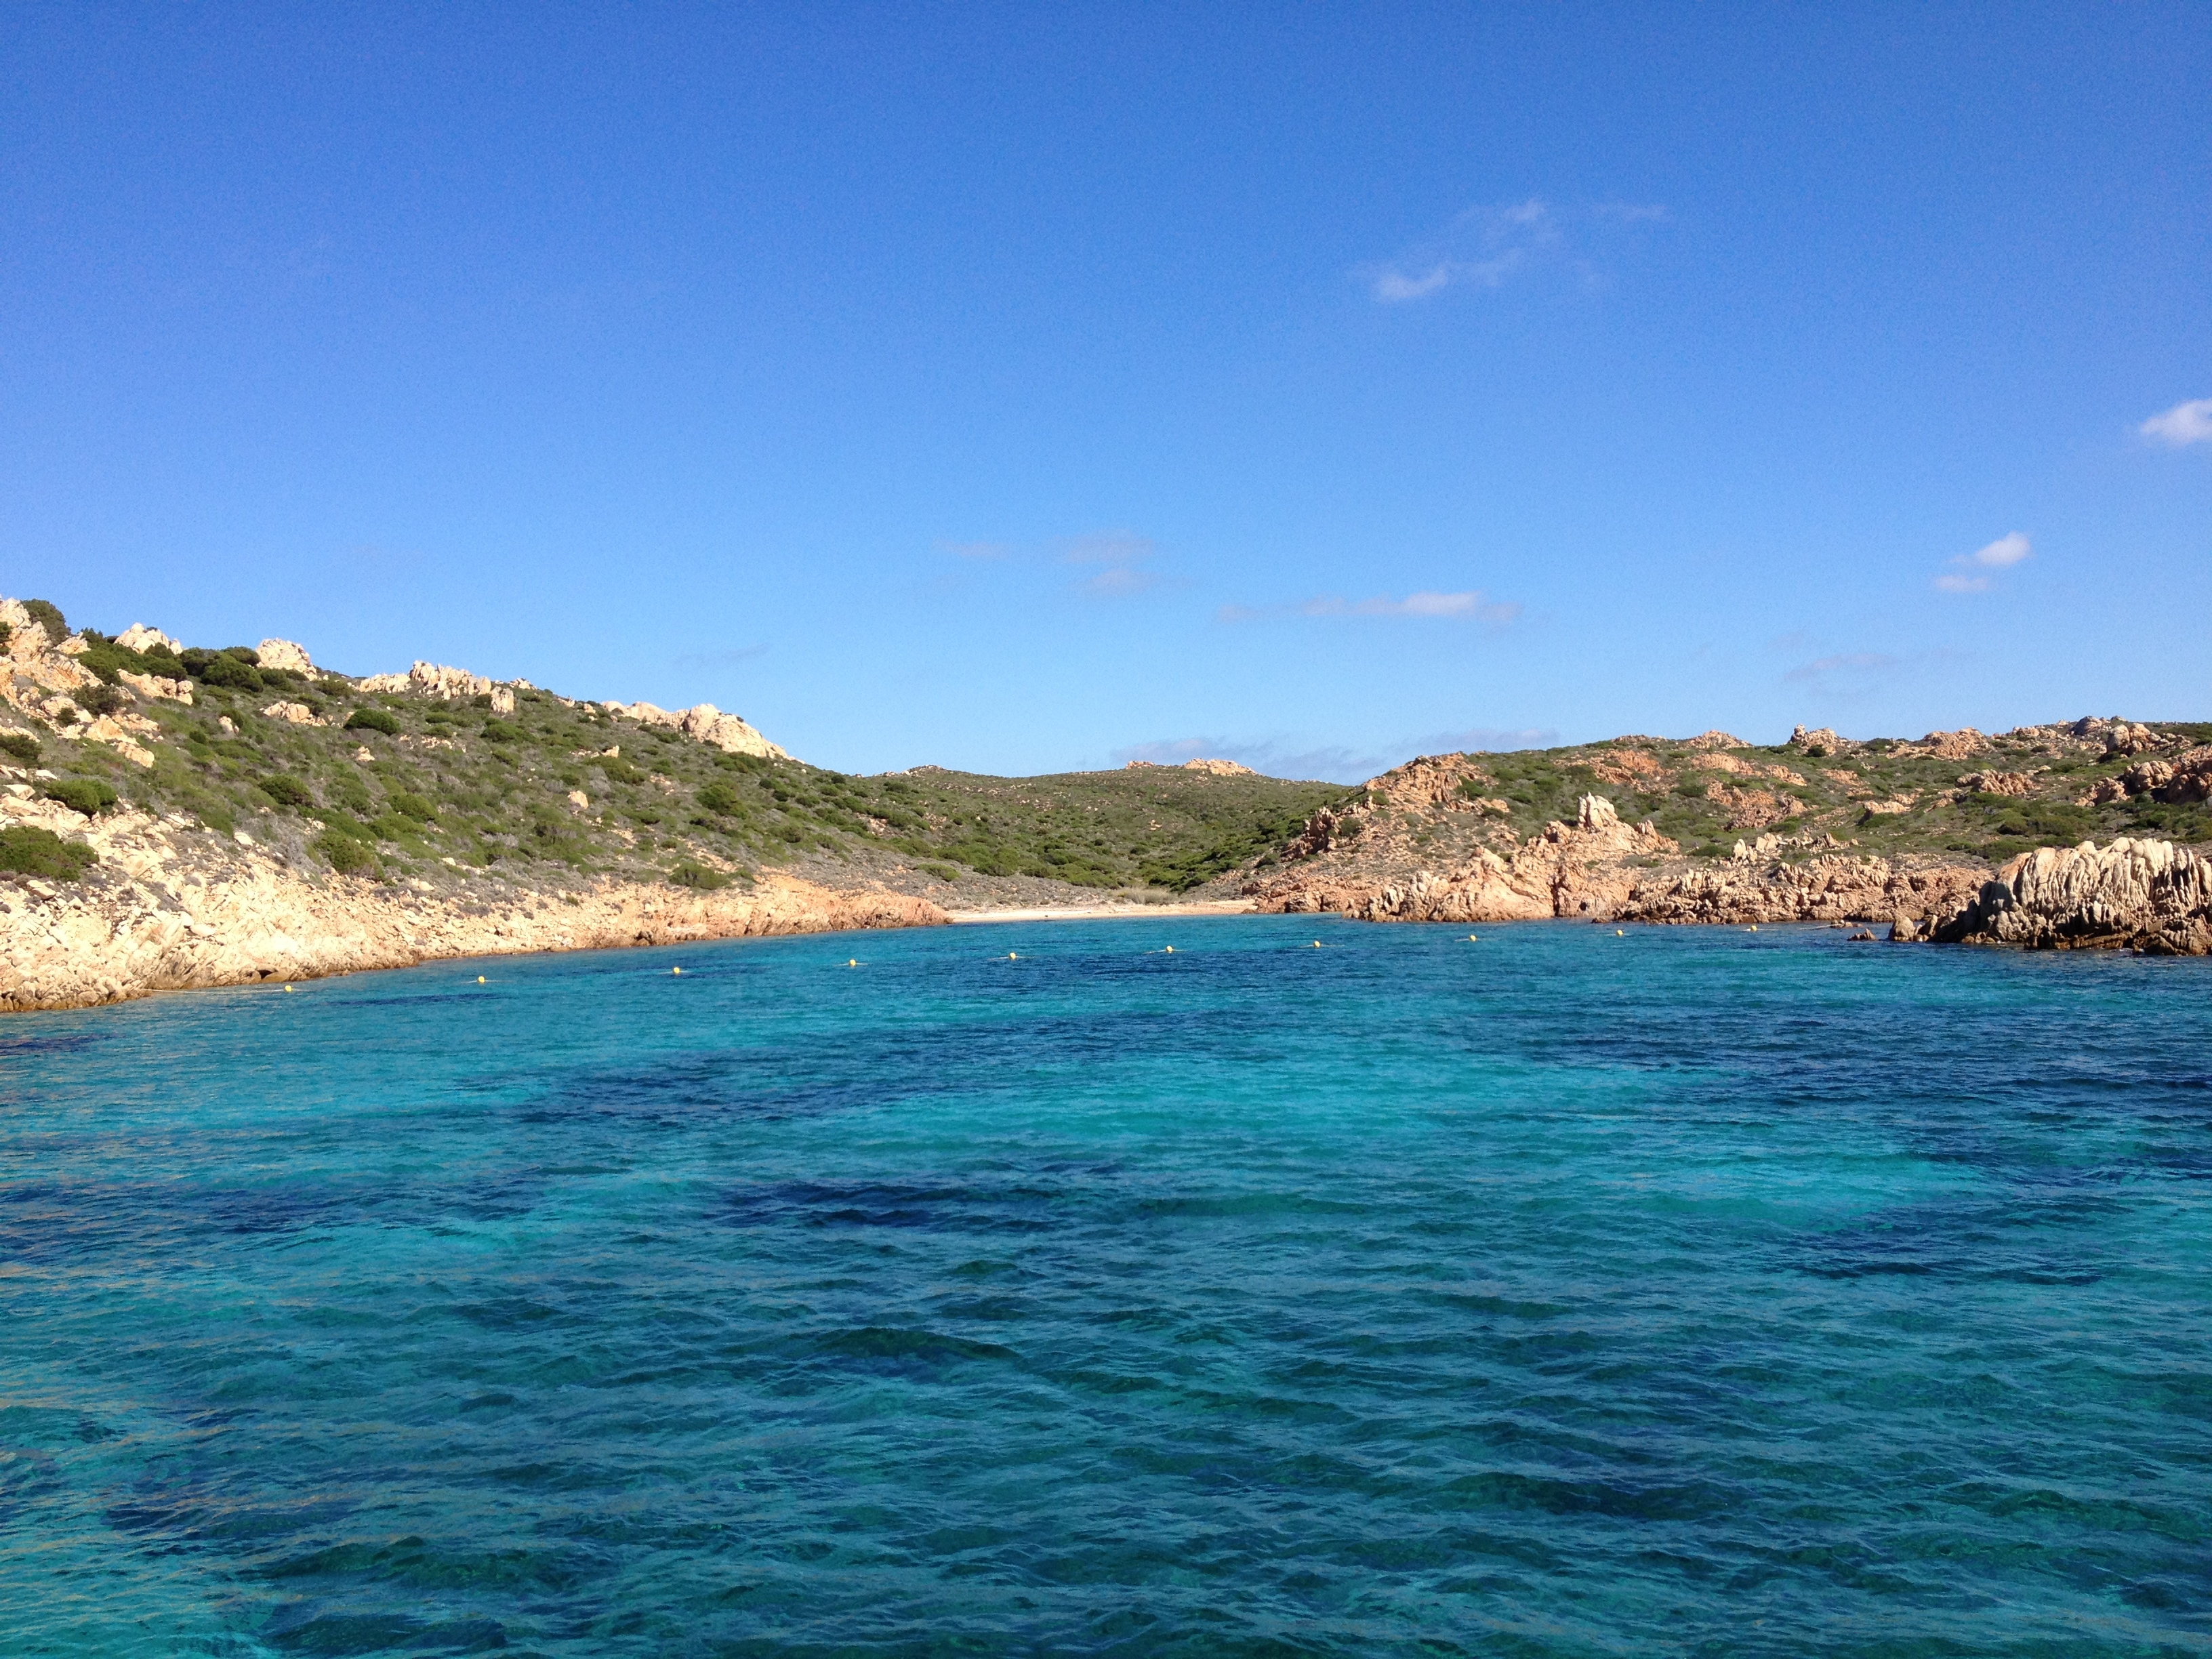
[1914,839,2212,955]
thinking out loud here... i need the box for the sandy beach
[945,899,1258,924]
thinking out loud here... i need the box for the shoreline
[945,899,1258,924]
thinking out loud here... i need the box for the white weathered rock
[490,685,516,715]
[1935,838,2212,954]
[79,714,158,767]
[257,637,314,674]
[117,623,182,655]
[119,670,192,704]
[260,701,320,725]
[606,699,789,760]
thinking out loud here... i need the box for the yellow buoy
[1164,945,1174,954]
[1616,930,1623,936]
[848,958,858,967]
[1467,934,1478,941]
[1008,952,1018,960]
[284,984,293,993]
[672,966,682,975]
[476,975,486,983]
[1312,941,1322,948]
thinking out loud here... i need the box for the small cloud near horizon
[1219,590,1519,627]
[2139,398,2212,447]
[1784,651,1899,686]
[1935,531,2030,594]
[1061,529,1161,599]
[673,644,769,670]
[1112,725,1558,785]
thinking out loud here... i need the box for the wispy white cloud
[2139,397,2212,447]
[1111,726,1558,785]
[1218,590,1520,626]
[1084,565,1160,599]
[936,527,1169,598]
[1059,529,1161,600]
[1784,651,1899,687]
[1361,198,1663,304]
[1061,530,1155,565]
[1779,645,1965,703]
[674,644,769,670]
[1934,531,2030,594]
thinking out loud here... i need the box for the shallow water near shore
[3,916,2209,1656]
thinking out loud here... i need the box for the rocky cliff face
[0,790,944,1012]
[1907,838,2212,955]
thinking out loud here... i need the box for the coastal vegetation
[4,596,2207,907]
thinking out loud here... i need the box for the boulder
[117,623,182,655]
[119,670,193,704]
[1934,838,2212,954]
[257,638,314,674]
[1959,769,2036,796]
[605,699,788,760]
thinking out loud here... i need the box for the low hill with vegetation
[0,597,1342,903]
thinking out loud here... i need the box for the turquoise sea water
[1,916,2208,1656]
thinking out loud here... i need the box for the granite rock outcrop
[1912,838,2212,955]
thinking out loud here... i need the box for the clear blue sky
[4,4,2207,780]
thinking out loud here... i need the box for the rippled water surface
[3,916,2209,1656]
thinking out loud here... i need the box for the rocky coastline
[0,792,943,1014]
[1233,740,2212,956]
[5,580,2209,1009]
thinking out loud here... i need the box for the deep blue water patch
[2,917,2209,1655]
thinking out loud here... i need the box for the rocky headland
[1227,723,2212,954]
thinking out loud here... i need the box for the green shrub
[78,684,127,718]
[22,599,66,643]
[0,732,39,765]
[42,778,119,817]
[0,825,96,880]
[669,861,731,890]
[316,832,375,873]
[0,620,9,650]
[260,774,315,808]
[200,654,263,691]
[480,720,520,743]
[697,781,741,815]
[389,791,434,821]
[371,812,420,842]
[345,708,401,735]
